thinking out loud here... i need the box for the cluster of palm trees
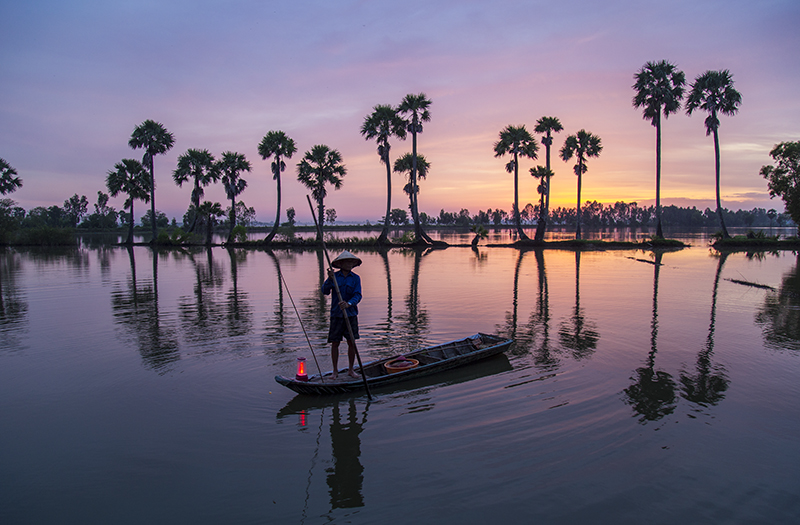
[115,121,255,244]
[490,61,741,242]
[634,61,742,239]
[106,68,741,245]
[493,121,602,241]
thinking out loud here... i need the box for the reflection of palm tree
[326,398,367,510]
[396,248,430,353]
[264,249,288,341]
[370,248,396,352]
[225,247,252,338]
[623,251,677,422]
[530,249,556,369]
[756,253,800,351]
[0,250,28,351]
[558,252,599,359]
[178,248,225,344]
[111,247,179,370]
[499,249,524,346]
[681,252,729,405]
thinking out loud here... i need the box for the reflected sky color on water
[1,237,799,523]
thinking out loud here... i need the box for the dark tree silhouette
[494,125,539,241]
[0,158,22,195]
[106,159,151,244]
[633,60,686,238]
[397,93,435,245]
[297,145,346,242]
[686,70,742,238]
[361,104,407,244]
[128,120,174,241]
[218,152,251,242]
[560,130,602,240]
[533,117,563,240]
[173,148,219,233]
[259,131,297,243]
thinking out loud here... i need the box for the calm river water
[1,235,799,524]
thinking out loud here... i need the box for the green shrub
[15,226,76,246]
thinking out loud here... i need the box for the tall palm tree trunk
[513,152,529,241]
[227,196,237,243]
[379,156,392,244]
[149,158,157,242]
[713,126,729,238]
[409,131,435,245]
[316,197,325,242]
[656,114,664,238]
[576,162,583,240]
[265,169,281,243]
[126,201,135,245]
[535,136,552,242]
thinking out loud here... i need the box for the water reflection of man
[326,398,365,509]
[323,251,362,379]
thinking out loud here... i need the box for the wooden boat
[275,333,513,395]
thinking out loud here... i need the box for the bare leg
[331,341,340,379]
[347,338,360,378]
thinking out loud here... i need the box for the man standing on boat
[323,251,362,379]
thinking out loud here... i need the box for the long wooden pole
[307,196,372,399]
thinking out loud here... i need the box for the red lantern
[295,357,309,382]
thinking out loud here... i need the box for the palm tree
[218,151,251,242]
[296,145,346,241]
[530,165,552,229]
[494,125,539,240]
[361,104,407,244]
[533,117,563,240]
[258,131,297,243]
[195,201,225,245]
[394,153,431,209]
[397,93,435,244]
[106,158,151,244]
[560,130,602,240]
[0,158,22,195]
[686,70,742,239]
[128,120,175,241]
[173,149,219,233]
[633,60,686,238]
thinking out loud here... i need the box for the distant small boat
[275,333,514,395]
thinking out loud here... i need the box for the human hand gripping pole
[307,195,372,400]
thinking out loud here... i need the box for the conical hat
[331,250,362,269]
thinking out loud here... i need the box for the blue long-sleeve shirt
[323,270,361,318]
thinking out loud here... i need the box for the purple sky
[1,0,799,223]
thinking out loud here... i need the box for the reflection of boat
[275,333,514,395]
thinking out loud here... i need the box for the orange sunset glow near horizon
[2,1,798,224]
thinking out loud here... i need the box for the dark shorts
[328,315,359,343]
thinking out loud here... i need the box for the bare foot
[348,370,360,379]
[331,372,339,380]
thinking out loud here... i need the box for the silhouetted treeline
[432,201,792,229]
